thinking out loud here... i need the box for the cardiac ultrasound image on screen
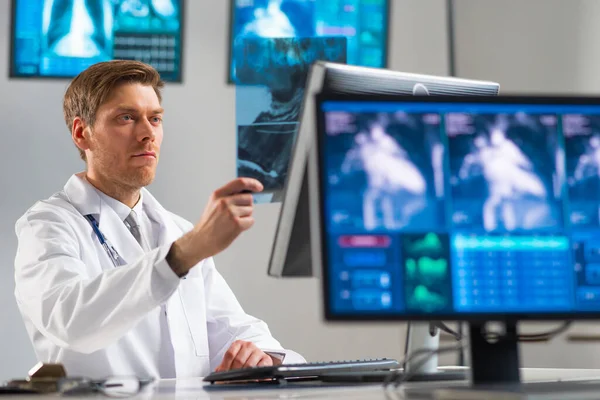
[447,112,564,233]
[229,0,388,82]
[564,114,600,229]
[323,111,446,233]
[12,0,181,80]
[236,36,346,195]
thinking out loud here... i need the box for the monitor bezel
[226,0,391,84]
[9,0,185,82]
[314,92,600,322]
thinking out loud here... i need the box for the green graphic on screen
[402,233,452,312]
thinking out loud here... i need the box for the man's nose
[137,119,156,141]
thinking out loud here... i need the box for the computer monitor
[227,0,390,83]
[267,61,500,278]
[10,0,183,81]
[312,93,600,385]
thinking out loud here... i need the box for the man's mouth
[133,151,156,158]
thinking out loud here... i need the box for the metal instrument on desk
[1,362,66,394]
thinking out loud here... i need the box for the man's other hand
[214,340,280,372]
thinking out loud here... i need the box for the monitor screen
[228,0,389,83]
[316,95,600,320]
[10,0,183,81]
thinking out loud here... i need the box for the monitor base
[318,369,467,384]
[406,369,468,382]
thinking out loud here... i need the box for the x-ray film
[235,36,346,203]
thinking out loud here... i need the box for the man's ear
[72,117,91,153]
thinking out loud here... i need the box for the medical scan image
[229,0,388,81]
[323,111,446,232]
[42,0,178,56]
[235,36,346,194]
[447,112,564,233]
[564,114,600,229]
[12,0,181,79]
[235,0,313,39]
[42,0,114,59]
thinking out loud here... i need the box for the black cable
[431,321,463,341]
[483,321,572,343]
[402,322,412,360]
[457,323,465,366]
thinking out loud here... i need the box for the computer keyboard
[203,358,400,383]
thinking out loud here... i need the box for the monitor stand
[468,321,521,386]
[410,322,600,397]
[403,322,467,382]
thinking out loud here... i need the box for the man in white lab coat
[13,60,305,379]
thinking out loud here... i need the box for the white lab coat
[14,173,305,379]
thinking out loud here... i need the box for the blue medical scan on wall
[229,0,388,83]
[10,0,183,81]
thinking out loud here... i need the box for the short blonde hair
[63,60,165,160]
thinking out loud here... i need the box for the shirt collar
[93,187,144,222]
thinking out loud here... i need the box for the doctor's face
[85,82,163,189]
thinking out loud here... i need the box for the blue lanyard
[84,215,126,267]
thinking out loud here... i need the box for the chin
[128,169,156,188]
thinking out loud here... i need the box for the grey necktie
[124,210,144,248]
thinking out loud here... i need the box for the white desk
[5,368,600,399]
[125,368,600,399]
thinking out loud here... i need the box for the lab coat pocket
[179,278,210,357]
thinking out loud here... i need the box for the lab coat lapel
[97,203,145,265]
[64,173,145,266]
[140,188,185,247]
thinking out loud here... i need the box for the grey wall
[452,0,600,94]
[0,0,451,380]
[452,0,600,368]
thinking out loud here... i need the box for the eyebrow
[114,106,164,114]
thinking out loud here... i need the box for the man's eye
[121,115,133,121]
[152,117,162,123]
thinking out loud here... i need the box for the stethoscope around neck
[84,214,126,267]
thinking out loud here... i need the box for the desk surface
[6,368,600,399]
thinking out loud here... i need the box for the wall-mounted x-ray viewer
[227,0,390,84]
[10,0,184,82]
